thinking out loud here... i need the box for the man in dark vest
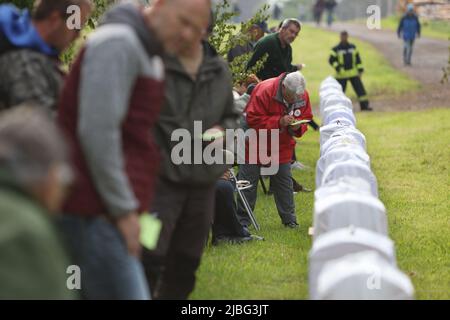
[57,0,199,300]
[141,1,239,299]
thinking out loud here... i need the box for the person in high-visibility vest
[329,31,372,111]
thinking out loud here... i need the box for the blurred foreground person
[57,0,190,300]
[141,0,239,299]
[0,0,92,111]
[0,106,74,299]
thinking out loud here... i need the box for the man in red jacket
[237,71,313,228]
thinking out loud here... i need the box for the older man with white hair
[237,71,313,229]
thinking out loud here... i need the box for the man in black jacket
[141,0,239,300]
[329,31,372,111]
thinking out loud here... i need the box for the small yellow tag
[139,212,162,250]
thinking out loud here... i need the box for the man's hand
[203,125,225,143]
[234,84,246,96]
[280,115,295,128]
[116,212,141,258]
[296,63,306,70]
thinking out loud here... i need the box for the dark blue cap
[254,21,269,33]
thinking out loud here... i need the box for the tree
[87,0,113,28]
[209,0,270,86]
[61,0,114,66]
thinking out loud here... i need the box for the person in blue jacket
[397,3,421,66]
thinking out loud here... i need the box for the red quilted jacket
[244,73,313,165]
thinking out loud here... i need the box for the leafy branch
[209,0,270,86]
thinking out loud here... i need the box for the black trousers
[337,76,370,110]
[141,178,215,300]
[212,179,250,239]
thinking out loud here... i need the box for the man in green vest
[329,31,372,111]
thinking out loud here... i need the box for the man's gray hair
[283,71,306,96]
[0,106,70,188]
[281,18,302,31]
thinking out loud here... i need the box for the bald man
[141,0,240,300]
[57,0,206,300]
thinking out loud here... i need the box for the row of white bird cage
[309,77,414,300]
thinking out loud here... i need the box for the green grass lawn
[289,25,420,108]
[191,108,450,300]
[358,108,450,300]
[190,24,448,300]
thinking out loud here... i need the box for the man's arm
[416,16,421,37]
[78,37,140,218]
[245,92,282,130]
[227,44,246,63]
[246,40,267,71]
[233,93,249,114]
[355,48,364,74]
[219,68,240,130]
[329,49,340,72]
[288,47,299,72]
[397,17,404,38]
[290,91,313,138]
